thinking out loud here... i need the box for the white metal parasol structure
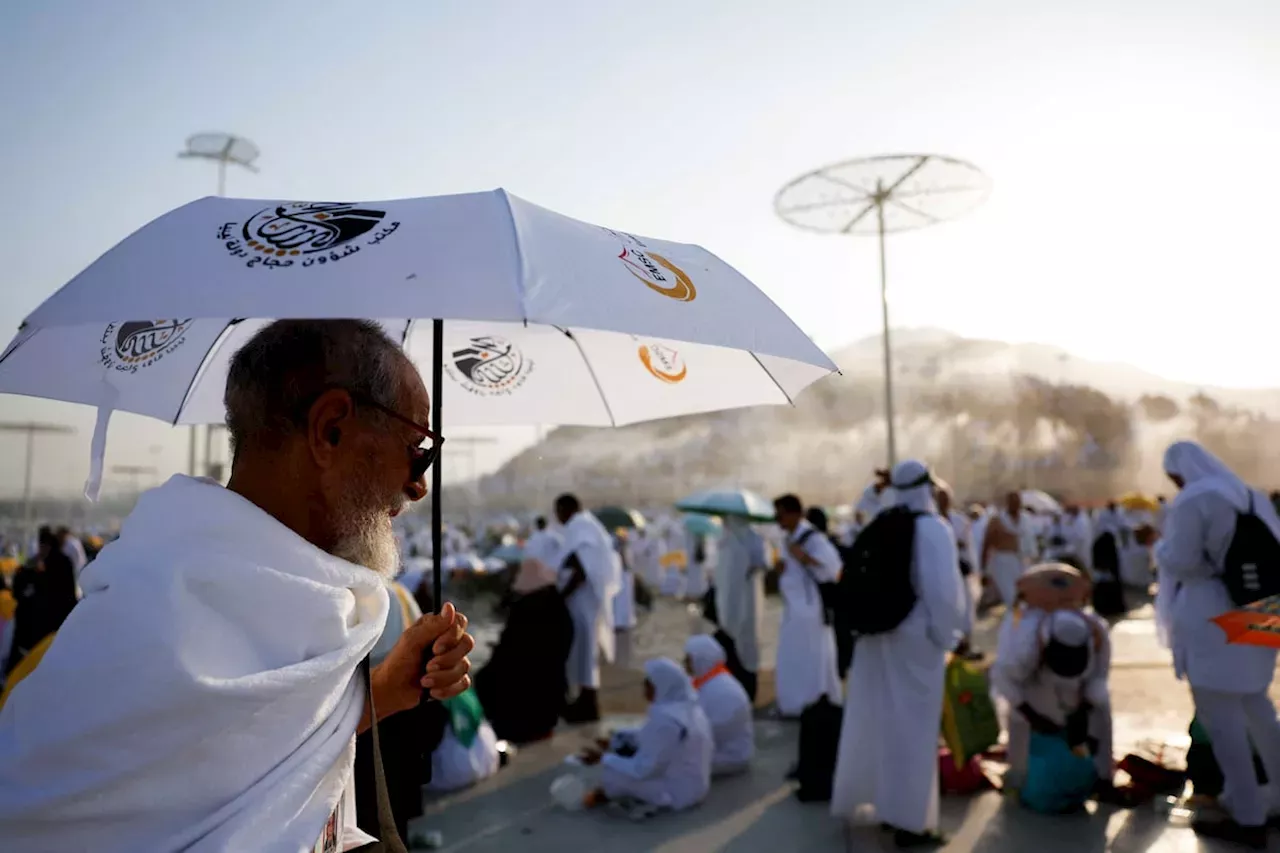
[775,154,990,467]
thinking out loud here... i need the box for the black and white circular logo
[217,201,400,270]
[444,336,534,397]
[100,320,192,374]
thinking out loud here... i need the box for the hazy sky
[1,0,1277,498]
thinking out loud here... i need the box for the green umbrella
[593,506,646,532]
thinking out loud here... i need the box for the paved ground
[413,596,1280,851]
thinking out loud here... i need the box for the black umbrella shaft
[431,318,444,615]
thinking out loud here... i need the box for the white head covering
[684,635,726,680]
[645,657,699,705]
[1163,440,1251,511]
[891,459,937,514]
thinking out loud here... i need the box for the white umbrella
[1020,489,1061,515]
[1,190,839,609]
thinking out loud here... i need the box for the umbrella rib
[750,352,795,406]
[171,319,242,426]
[561,328,617,425]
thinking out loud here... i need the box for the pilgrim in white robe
[945,508,979,636]
[612,535,637,670]
[557,511,619,692]
[0,475,386,852]
[523,525,564,570]
[774,519,843,717]
[427,690,501,794]
[983,509,1030,606]
[627,528,663,589]
[684,532,713,600]
[831,460,967,836]
[991,608,1114,787]
[1155,441,1280,828]
[713,517,766,675]
[599,658,713,811]
[685,635,754,776]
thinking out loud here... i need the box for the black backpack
[793,528,840,625]
[1222,494,1280,606]
[837,506,921,635]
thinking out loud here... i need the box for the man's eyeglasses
[347,390,444,481]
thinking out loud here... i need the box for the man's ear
[307,389,355,468]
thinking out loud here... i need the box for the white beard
[332,517,400,578]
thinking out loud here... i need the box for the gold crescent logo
[639,344,687,384]
[619,248,697,302]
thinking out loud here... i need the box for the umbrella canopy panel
[0,319,831,432]
[594,506,645,532]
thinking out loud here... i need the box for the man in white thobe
[982,491,1032,606]
[555,493,619,723]
[713,515,767,701]
[773,493,842,718]
[831,460,967,847]
[937,486,980,653]
[1154,441,1280,848]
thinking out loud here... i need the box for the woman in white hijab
[831,459,967,847]
[584,657,713,811]
[685,635,754,776]
[1155,440,1280,846]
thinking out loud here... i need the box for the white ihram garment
[774,520,842,716]
[600,659,713,811]
[984,511,1029,606]
[627,533,663,588]
[0,475,385,852]
[557,511,619,691]
[1155,441,1280,826]
[831,461,967,834]
[686,635,755,775]
[713,518,766,672]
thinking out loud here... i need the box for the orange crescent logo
[639,345,687,383]
[620,249,697,302]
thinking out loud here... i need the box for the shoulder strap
[356,657,408,853]
[795,528,818,546]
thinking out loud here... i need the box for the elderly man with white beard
[0,320,475,852]
[831,459,967,849]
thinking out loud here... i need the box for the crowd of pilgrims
[5,438,1280,848]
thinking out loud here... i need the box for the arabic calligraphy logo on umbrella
[639,343,687,384]
[445,336,534,397]
[605,228,696,302]
[100,319,192,374]
[216,202,400,270]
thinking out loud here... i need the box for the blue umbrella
[682,513,723,537]
[675,488,775,523]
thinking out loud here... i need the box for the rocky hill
[477,329,1280,508]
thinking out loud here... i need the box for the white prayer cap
[684,634,726,679]
[1049,610,1091,647]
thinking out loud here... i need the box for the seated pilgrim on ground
[578,658,713,812]
[685,634,755,776]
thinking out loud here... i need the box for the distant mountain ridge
[478,327,1280,508]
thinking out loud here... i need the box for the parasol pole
[431,318,444,615]
[875,182,897,469]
